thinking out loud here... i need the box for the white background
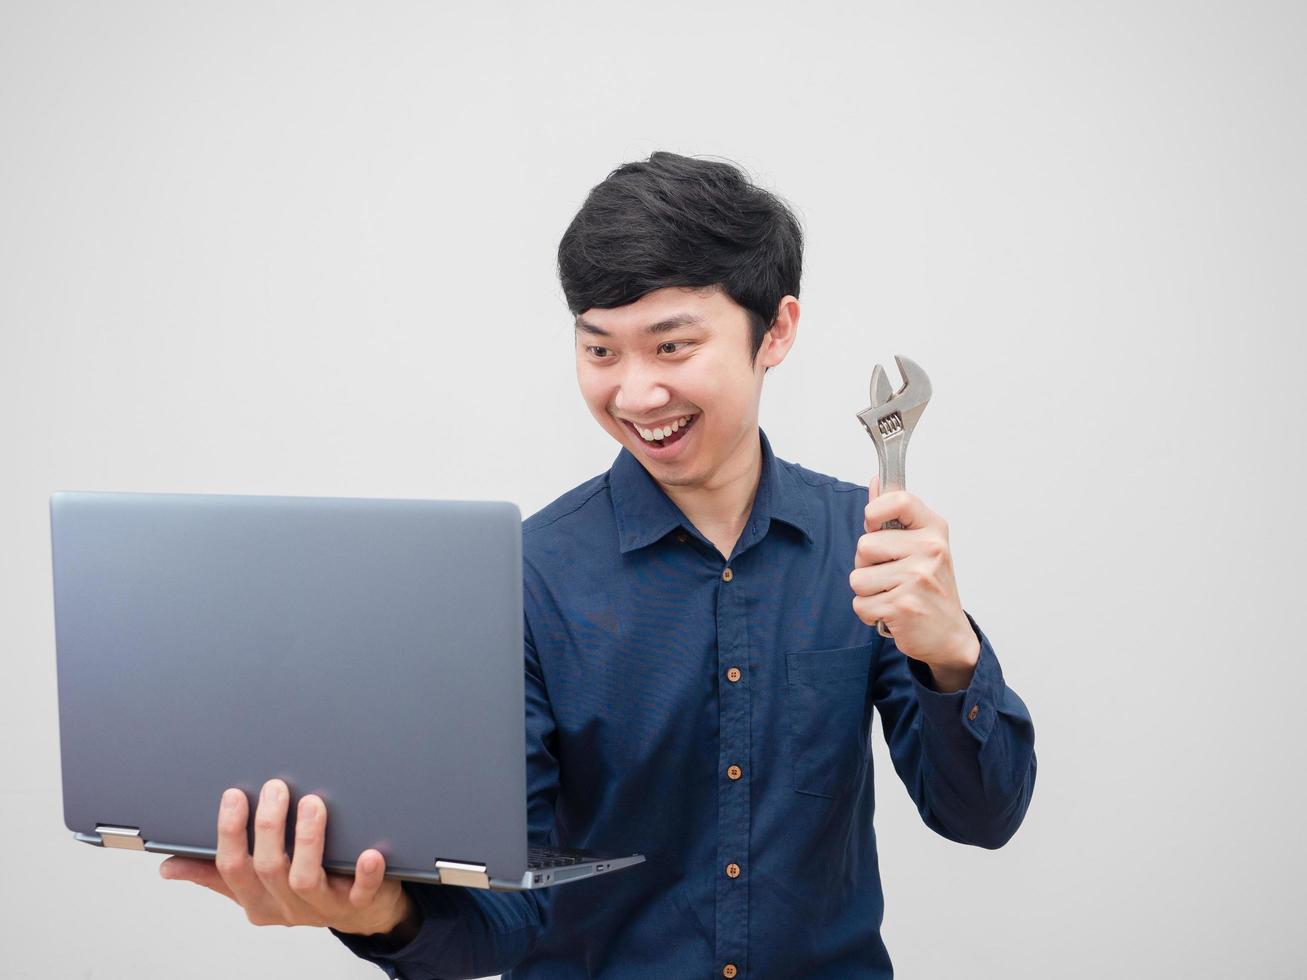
[3,1,1304,977]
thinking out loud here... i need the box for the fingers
[852,592,895,629]
[287,794,328,895]
[162,777,408,937]
[348,849,390,910]
[849,564,879,595]
[854,528,916,569]
[253,779,323,924]
[214,787,273,913]
[849,559,910,599]
[159,855,237,901]
[287,794,349,921]
[864,489,936,533]
[285,790,398,931]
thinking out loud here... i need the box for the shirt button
[721,567,733,582]
[726,862,741,878]
[675,531,688,543]
[968,705,980,721]
[723,965,738,978]
[726,666,742,683]
[727,764,742,780]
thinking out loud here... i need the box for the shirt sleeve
[328,614,562,979]
[871,609,1037,849]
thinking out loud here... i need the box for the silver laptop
[49,490,645,891]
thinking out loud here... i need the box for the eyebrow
[574,312,704,338]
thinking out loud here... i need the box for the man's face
[574,285,771,491]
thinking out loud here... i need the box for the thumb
[159,857,236,900]
[865,475,880,534]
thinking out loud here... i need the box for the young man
[160,152,1037,978]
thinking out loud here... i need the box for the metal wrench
[855,354,932,639]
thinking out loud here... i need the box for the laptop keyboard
[527,845,591,870]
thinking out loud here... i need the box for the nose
[612,359,672,419]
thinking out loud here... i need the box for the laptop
[49,490,645,891]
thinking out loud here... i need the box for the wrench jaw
[890,354,931,404]
[855,354,932,495]
[869,363,894,409]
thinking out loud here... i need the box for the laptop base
[74,829,645,891]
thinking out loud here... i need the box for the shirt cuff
[328,880,468,979]
[905,609,1001,744]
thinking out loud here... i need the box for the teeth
[635,415,692,442]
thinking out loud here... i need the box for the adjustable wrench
[855,354,932,639]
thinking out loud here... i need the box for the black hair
[557,151,803,363]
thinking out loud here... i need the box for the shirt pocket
[785,642,876,799]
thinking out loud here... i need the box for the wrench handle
[873,453,907,638]
[873,515,901,636]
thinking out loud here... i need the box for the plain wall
[3,1,1304,977]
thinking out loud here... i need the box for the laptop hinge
[96,825,146,850]
[435,859,490,889]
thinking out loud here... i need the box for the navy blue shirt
[332,428,1037,979]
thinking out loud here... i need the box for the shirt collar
[608,426,815,554]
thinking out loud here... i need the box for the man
[160,151,1037,978]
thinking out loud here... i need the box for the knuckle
[253,854,287,877]
[287,870,319,894]
[245,909,275,927]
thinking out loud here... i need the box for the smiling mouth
[623,414,698,448]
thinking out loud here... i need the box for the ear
[757,295,800,371]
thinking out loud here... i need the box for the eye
[586,346,613,359]
[658,342,690,355]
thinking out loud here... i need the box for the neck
[659,428,763,556]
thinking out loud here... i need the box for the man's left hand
[849,476,980,684]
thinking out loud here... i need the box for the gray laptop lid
[50,490,529,884]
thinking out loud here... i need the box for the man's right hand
[158,778,421,945]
